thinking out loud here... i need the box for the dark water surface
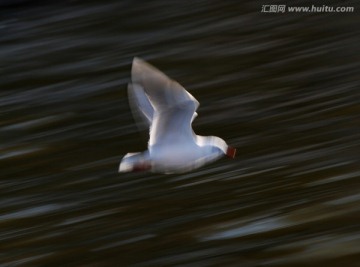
[1,1,359,266]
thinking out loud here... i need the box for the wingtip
[132,57,149,74]
[133,56,142,63]
[133,57,147,67]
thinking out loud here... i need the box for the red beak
[226,146,236,158]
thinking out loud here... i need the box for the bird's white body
[119,58,235,174]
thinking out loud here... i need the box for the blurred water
[0,1,359,266]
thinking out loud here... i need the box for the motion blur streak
[0,0,359,266]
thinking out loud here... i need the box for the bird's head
[198,136,236,159]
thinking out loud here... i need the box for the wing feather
[129,57,200,147]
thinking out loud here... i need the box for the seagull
[119,57,236,174]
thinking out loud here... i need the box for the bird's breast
[149,143,202,170]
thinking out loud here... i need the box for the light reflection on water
[0,0,359,266]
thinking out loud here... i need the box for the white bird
[119,57,236,174]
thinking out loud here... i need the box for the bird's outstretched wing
[128,83,154,128]
[129,57,199,147]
